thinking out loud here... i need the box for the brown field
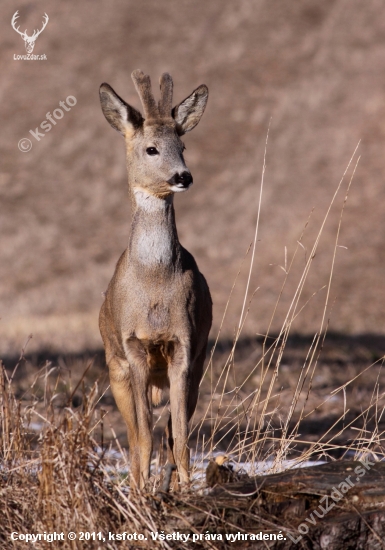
[2,0,385,547]
[2,0,385,354]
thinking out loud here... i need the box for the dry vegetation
[2,332,385,549]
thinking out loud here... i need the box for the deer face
[99,71,208,198]
[128,121,191,198]
[24,37,37,54]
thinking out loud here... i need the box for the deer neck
[129,188,180,269]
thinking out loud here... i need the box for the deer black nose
[174,171,193,188]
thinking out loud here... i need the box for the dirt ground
[2,0,385,358]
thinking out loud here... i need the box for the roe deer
[99,70,212,488]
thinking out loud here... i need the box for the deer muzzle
[168,171,193,190]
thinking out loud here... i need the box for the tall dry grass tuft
[189,141,385,477]
[3,355,259,549]
[0,361,170,549]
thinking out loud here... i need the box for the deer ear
[172,84,208,135]
[99,83,143,136]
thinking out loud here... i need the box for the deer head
[99,70,209,199]
[12,11,49,54]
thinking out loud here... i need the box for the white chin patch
[170,184,190,193]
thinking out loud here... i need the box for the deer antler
[131,70,159,121]
[31,13,49,39]
[158,73,173,118]
[11,11,26,37]
[11,11,49,39]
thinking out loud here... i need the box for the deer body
[99,71,212,488]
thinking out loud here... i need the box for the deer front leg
[109,352,152,489]
[168,344,190,485]
[108,357,141,486]
[123,339,153,489]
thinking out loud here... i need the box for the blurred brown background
[1,0,385,357]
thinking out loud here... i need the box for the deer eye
[146,147,159,156]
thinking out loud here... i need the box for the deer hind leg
[164,415,180,492]
[187,348,206,422]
